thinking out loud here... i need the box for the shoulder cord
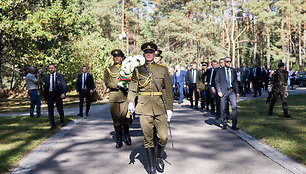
[106,67,120,78]
[136,67,152,88]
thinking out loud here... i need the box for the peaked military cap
[155,50,162,57]
[141,42,157,53]
[111,49,125,58]
[278,62,285,68]
[201,62,208,66]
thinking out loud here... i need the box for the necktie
[193,69,196,83]
[209,69,214,85]
[83,73,85,89]
[52,74,56,92]
[226,68,230,89]
[254,68,256,77]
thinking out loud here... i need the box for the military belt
[140,92,163,96]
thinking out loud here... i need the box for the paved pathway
[9,87,306,174]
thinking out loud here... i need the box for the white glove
[117,82,124,88]
[166,110,173,122]
[128,102,135,114]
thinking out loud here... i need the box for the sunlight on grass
[0,115,75,173]
[238,94,306,165]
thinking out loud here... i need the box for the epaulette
[157,63,167,67]
[135,65,143,68]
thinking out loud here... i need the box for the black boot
[268,104,274,116]
[155,144,165,173]
[123,124,132,145]
[114,126,123,148]
[145,147,156,174]
[283,104,291,118]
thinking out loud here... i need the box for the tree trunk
[125,2,129,56]
[10,64,15,91]
[231,0,236,67]
[121,0,125,50]
[298,0,302,70]
[267,30,271,69]
[253,23,257,63]
[226,1,230,56]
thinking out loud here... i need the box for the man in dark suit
[44,63,67,129]
[204,60,218,115]
[173,65,186,104]
[250,62,262,97]
[262,65,270,91]
[185,62,200,109]
[215,57,240,130]
[77,66,95,117]
[240,63,249,97]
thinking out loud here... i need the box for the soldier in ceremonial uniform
[154,50,163,64]
[104,49,132,148]
[268,62,291,118]
[128,42,173,174]
[199,62,209,111]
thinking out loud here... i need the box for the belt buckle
[150,92,153,97]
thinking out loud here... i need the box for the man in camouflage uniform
[128,42,173,174]
[104,49,132,148]
[268,62,291,118]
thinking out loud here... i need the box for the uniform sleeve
[163,67,173,110]
[270,72,276,86]
[127,68,138,105]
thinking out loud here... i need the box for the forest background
[1,0,305,98]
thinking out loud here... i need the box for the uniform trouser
[47,92,64,127]
[200,90,206,109]
[79,90,91,115]
[28,89,41,117]
[189,83,199,107]
[139,114,168,148]
[109,102,129,126]
[175,83,184,103]
[220,89,237,127]
[269,91,288,112]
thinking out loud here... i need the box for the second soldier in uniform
[268,62,291,118]
[128,42,173,174]
[104,49,132,148]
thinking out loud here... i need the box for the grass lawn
[0,115,76,173]
[0,91,105,114]
[237,94,306,166]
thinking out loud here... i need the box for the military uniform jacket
[271,70,288,92]
[104,64,127,103]
[128,62,173,115]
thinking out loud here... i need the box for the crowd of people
[169,59,293,119]
[25,42,292,174]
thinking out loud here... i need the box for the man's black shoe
[86,114,89,116]
[222,125,227,130]
[253,95,257,97]
[50,126,56,130]
[60,123,66,127]
[284,114,291,118]
[178,102,182,104]
[215,117,220,120]
[77,113,83,117]
[231,126,240,131]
